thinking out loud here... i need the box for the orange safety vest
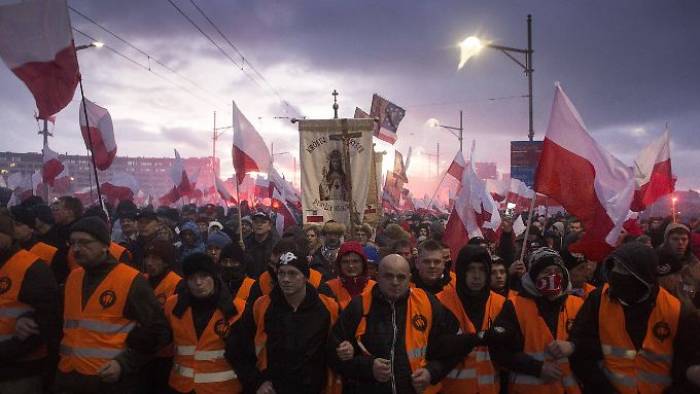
[68,242,131,271]
[437,288,505,394]
[166,294,244,394]
[0,250,46,361]
[355,288,440,394]
[326,278,376,309]
[152,271,183,307]
[510,294,583,394]
[258,269,324,295]
[598,284,679,394]
[582,283,596,299]
[234,277,255,302]
[28,242,57,266]
[253,292,340,394]
[58,263,139,375]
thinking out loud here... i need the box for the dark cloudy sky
[1,0,699,196]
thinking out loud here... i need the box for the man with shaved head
[328,254,462,393]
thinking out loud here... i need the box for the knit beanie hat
[144,239,177,265]
[220,242,245,263]
[363,245,380,266]
[278,250,310,278]
[207,231,232,249]
[336,241,367,272]
[656,249,683,277]
[182,252,219,278]
[70,217,111,245]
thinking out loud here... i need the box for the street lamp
[427,111,463,152]
[458,15,534,141]
[75,41,104,51]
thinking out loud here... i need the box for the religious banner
[299,118,374,227]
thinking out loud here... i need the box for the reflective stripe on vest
[0,306,33,317]
[598,284,679,394]
[510,294,583,394]
[173,363,238,383]
[58,263,139,375]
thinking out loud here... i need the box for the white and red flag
[79,98,116,170]
[443,142,501,258]
[507,178,535,211]
[485,179,507,202]
[232,101,271,184]
[169,149,193,195]
[446,151,466,183]
[0,0,79,119]
[630,129,674,212]
[272,181,297,234]
[214,176,236,203]
[42,141,64,186]
[535,84,635,261]
[101,172,139,203]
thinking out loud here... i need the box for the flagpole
[232,101,244,249]
[518,187,538,262]
[77,77,106,219]
[427,169,449,208]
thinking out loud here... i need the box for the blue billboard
[510,141,543,189]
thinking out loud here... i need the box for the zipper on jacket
[390,300,397,394]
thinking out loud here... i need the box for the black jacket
[0,247,61,383]
[569,286,700,394]
[328,286,462,394]
[226,284,334,394]
[244,233,278,279]
[54,257,171,393]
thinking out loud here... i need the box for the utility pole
[38,118,50,201]
[212,110,232,190]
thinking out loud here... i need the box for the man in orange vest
[11,205,59,266]
[437,245,506,393]
[219,242,256,303]
[165,252,244,393]
[326,241,376,309]
[564,242,700,393]
[412,239,454,294]
[226,248,339,393]
[329,254,462,394]
[55,216,171,393]
[489,247,583,393]
[140,239,183,393]
[560,243,597,300]
[0,210,61,393]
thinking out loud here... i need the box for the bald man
[328,254,462,393]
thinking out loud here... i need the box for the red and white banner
[446,151,466,183]
[232,101,271,184]
[79,98,116,170]
[101,172,139,203]
[0,0,79,119]
[535,84,634,260]
[630,129,674,212]
[42,141,64,186]
[485,179,507,202]
[507,178,535,210]
[444,142,501,258]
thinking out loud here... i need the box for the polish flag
[0,0,79,119]
[170,149,193,195]
[485,179,507,202]
[254,177,271,200]
[507,178,535,210]
[630,129,674,212]
[535,84,635,260]
[269,168,300,206]
[443,142,501,259]
[79,98,116,170]
[101,172,139,203]
[272,185,297,234]
[158,186,181,206]
[42,141,64,186]
[215,176,236,203]
[232,101,271,184]
[446,151,466,182]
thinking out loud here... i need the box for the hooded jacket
[659,223,699,266]
[178,221,206,263]
[327,242,372,306]
[489,248,575,378]
[568,241,700,393]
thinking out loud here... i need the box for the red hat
[336,241,367,268]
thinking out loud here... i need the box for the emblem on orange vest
[653,321,671,342]
[214,318,230,338]
[412,314,428,332]
[156,293,167,307]
[0,277,11,295]
[99,290,117,308]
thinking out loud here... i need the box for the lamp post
[459,15,534,141]
[427,110,463,152]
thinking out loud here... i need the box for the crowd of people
[1,194,700,393]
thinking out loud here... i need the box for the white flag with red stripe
[535,83,634,260]
[0,0,79,119]
[507,178,535,211]
[42,141,64,186]
[214,176,236,203]
[630,129,674,212]
[232,101,270,184]
[485,179,507,202]
[446,151,466,182]
[169,149,193,195]
[79,98,116,170]
[443,142,501,258]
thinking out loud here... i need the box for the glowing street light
[75,41,104,51]
[458,15,535,141]
[427,113,463,152]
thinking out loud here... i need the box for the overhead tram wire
[187,0,299,117]
[72,27,225,109]
[403,94,529,109]
[68,6,226,104]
